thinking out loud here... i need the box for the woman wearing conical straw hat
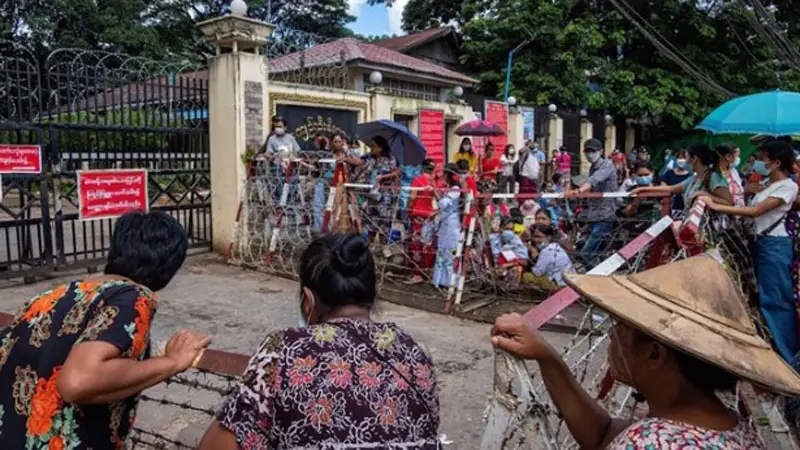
[491,254,800,449]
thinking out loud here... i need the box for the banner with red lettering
[0,144,42,174]
[78,169,149,221]
[485,101,509,150]
[418,109,445,169]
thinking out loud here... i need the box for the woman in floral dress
[0,211,207,450]
[199,233,441,450]
[491,255,800,449]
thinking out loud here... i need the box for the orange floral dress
[0,280,156,450]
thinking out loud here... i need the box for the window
[394,114,414,129]
[384,78,440,102]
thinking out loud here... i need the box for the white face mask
[733,156,741,167]
[586,151,601,163]
[274,127,286,136]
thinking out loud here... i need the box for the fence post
[197,13,274,254]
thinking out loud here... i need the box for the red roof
[374,27,455,52]
[270,37,476,85]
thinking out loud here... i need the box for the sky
[347,0,409,37]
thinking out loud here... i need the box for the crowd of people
[4,115,795,449]
[1,206,799,449]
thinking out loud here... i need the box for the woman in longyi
[491,254,800,449]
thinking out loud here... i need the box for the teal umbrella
[696,91,800,136]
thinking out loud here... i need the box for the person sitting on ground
[508,207,527,236]
[492,255,798,449]
[520,199,540,228]
[523,224,574,291]
[0,211,209,450]
[633,143,733,213]
[199,233,441,450]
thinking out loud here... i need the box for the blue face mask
[635,175,653,186]
[676,160,690,171]
[753,160,770,176]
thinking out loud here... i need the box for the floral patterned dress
[217,318,441,449]
[609,417,765,449]
[0,279,156,450]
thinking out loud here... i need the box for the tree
[380,0,800,136]
[5,0,358,63]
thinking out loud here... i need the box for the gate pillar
[579,117,593,175]
[604,117,617,155]
[198,12,274,253]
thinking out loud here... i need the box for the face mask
[635,175,653,186]
[733,156,741,168]
[274,127,285,136]
[586,151,601,163]
[462,145,471,152]
[753,160,771,176]
[676,159,689,170]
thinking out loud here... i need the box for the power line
[609,0,735,98]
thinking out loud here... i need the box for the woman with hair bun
[199,233,441,450]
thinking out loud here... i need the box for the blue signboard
[521,107,535,142]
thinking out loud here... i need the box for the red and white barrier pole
[677,199,706,256]
[267,161,295,265]
[525,215,674,329]
[446,191,474,308]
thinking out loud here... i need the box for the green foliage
[4,0,359,62]
[367,0,800,139]
[41,109,173,152]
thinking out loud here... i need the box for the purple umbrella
[455,120,505,137]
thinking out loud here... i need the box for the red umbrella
[455,120,505,137]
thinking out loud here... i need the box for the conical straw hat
[563,254,800,395]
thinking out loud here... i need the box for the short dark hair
[271,115,285,127]
[372,136,390,153]
[759,139,794,174]
[633,162,651,172]
[299,234,376,309]
[422,159,436,172]
[456,159,470,172]
[104,211,188,291]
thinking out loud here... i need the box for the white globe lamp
[507,96,517,107]
[580,109,587,117]
[604,114,613,123]
[230,0,248,16]
[548,104,557,113]
[453,86,464,97]
[369,71,383,85]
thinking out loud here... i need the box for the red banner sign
[485,101,509,151]
[419,109,445,169]
[0,144,42,174]
[78,169,149,220]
